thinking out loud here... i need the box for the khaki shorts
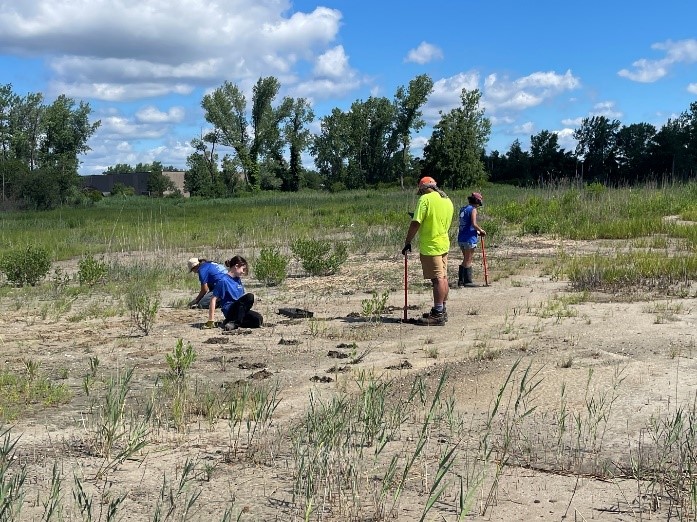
[420,253,448,279]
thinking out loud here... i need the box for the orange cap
[418,176,437,186]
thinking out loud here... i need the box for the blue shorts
[459,240,477,250]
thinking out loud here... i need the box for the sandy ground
[1,235,695,521]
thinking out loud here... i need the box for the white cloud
[553,128,577,152]
[513,122,535,135]
[484,70,580,112]
[314,46,350,79]
[283,45,366,101]
[0,1,344,101]
[618,38,697,83]
[688,83,697,95]
[135,106,185,124]
[561,117,583,126]
[590,101,623,119]
[404,42,443,64]
[422,72,480,122]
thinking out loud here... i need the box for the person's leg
[420,254,448,324]
[198,291,216,309]
[225,293,255,327]
[432,277,448,308]
[463,248,474,268]
[457,246,466,287]
[463,244,476,286]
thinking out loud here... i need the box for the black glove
[401,243,411,255]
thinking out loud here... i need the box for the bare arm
[191,283,208,303]
[405,221,421,244]
[471,208,486,236]
[208,296,217,322]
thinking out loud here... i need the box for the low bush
[125,284,160,335]
[0,245,52,286]
[254,247,289,286]
[291,239,347,276]
[78,254,108,286]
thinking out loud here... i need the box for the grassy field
[3,182,697,255]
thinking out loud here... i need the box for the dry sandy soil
[1,235,696,521]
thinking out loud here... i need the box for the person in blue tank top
[187,257,227,309]
[203,255,263,330]
[457,192,486,287]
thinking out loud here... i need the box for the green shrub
[291,239,347,276]
[78,254,108,286]
[0,245,52,286]
[125,284,160,335]
[254,247,289,286]
[166,339,197,381]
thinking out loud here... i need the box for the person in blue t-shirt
[457,192,486,287]
[203,255,263,330]
[187,257,227,309]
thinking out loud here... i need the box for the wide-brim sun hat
[187,258,200,271]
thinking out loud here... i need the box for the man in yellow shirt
[402,176,454,325]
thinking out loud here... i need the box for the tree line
[2,77,697,208]
[0,84,100,208]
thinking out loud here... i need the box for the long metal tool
[481,236,490,286]
[403,253,408,321]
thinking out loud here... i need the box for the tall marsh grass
[3,182,697,264]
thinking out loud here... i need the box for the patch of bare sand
[1,235,696,520]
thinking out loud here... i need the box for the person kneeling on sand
[202,256,263,330]
[187,257,227,309]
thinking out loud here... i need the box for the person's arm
[471,208,486,236]
[189,283,209,307]
[208,296,217,322]
[403,221,421,253]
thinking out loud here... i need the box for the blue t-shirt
[458,205,478,244]
[198,262,227,289]
[212,274,246,316]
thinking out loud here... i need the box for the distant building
[80,171,189,197]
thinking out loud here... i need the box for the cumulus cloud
[313,45,351,79]
[561,117,584,127]
[618,39,697,83]
[0,1,344,101]
[293,45,366,101]
[688,83,697,95]
[483,70,580,112]
[404,42,443,64]
[422,72,480,122]
[554,128,577,152]
[513,121,535,135]
[589,101,623,119]
[420,69,580,142]
[135,106,185,124]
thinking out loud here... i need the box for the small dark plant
[0,245,52,286]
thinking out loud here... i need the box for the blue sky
[1,0,696,175]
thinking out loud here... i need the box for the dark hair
[225,255,248,268]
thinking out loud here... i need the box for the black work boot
[423,307,448,322]
[458,265,466,287]
[419,308,446,326]
[464,267,476,287]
